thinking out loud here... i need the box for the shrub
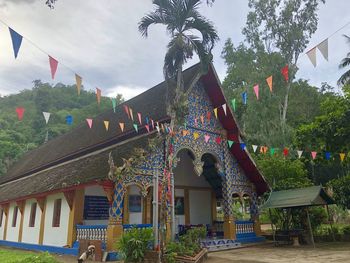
[116,227,154,263]
[18,252,58,263]
[343,225,350,235]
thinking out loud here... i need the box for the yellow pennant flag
[75,74,82,95]
[213,108,218,119]
[193,132,199,140]
[266,75,273,92]
[119,122,124,132]
[339,153,346,162]
[104,120,109,131]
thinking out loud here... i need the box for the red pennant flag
[204,134,210,143]
[281,65,289,82]
[145,124,150,133]
[137,112,142,125]
[200,115,204,125]
[123,105,129,118]
[96,88,101,105]
[215,137,221,145]
[86,118,93,128]
[283,148,289,157]
[253,84,259,100]
[311,151,317,160]
[207,111,211,121]
[16,107,25,121]
[49,56,58,79]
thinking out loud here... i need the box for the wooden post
[306,207,315,248]
[17,201,25,242]
[37,197,47,245]
[269,209,276,245]
[2,204,9,240]
[184,189,190,225]
[123,187,129,224]
[223,215,236,240]
[66,188,85,247]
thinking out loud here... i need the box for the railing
[235,220,255,238]
[123,224,153,232]
[76,225,107,242]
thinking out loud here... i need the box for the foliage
[338,35,350,86]
[343,225,350,235]
[0,81,123,177]
[256,154,312,191]
[328,174,350,209]
[116,227,154,263]
[0,249,58,263]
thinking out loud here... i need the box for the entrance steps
[200,239,241,252]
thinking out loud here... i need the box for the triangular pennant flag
[240,143,246,150]
[215,137,221,145]
[266,76,273,92]
[252,145,258,153]
[231,99,236,112]
[151,119,154,129]
[119,122,125,132]
[317,38,328,61]
[111,98,117,113]
[339,153,345,162]
[204,135,210,143]
[9,28,23,59]
[16,107,25,121]
[129,108,134,121]
[86,118,93,128]
[145,124,150,133]
[156,124,160,133]
[193,132,199,140]
[297,150,303,158]
[242,92,247,105]
[104,121,109,131]
[75,74,82,95]
[283,148,289,157]
[306,47,317,67]
[253,85,259,100]
[194,118,198,126]
[133,123,138,132]
[281,65,289,82]
[213,108,218,119]
[325,152,331,160]
[182,130,187,136]
[222,104,227,116]
[200,115,204,125]
[207,111,211,121]
[66,115,73,125]
[263,146,268,154]
[270,148,275,156]
[227,140,234,148]
[123,105,130,118]
[96,88,101,105]
[42,112,50,124]
[137,112,142,125]
[161,123,165,133]
[48,56,58,79]
[311,151,317,160]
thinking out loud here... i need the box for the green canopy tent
[261,185,336,247]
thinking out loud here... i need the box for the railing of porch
[235,220,255,237]
[76,225,107,242]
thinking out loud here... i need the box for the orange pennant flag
[213,108,218,119]
[104,121,109,131]
[339,153,345,162]
[193,132,199,140]
[200,115,204,125]
[266,76,273,92]
[96,88,101,105]
[119,122,125,132]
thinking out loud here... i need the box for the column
[250,192,261,236]
[37,197,46,245]
[66,188,85,247]
[106,180,125,251]
[2,204,9,240]
[17,201,25,242]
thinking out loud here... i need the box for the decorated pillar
[106,180,125,251]
[250,192,261,236]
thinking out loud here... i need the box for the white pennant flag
[297,150,303,158]
[317,38,328,61]
[222,103,227,116]
[252,145,258,153]
[306,47,317,67]
[43,112,51,124]
[156,125,160,133]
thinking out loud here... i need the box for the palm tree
[139,0,219,123]
[338,35,350,86]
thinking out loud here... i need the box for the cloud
[106,85,148,101]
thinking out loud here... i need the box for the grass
[0,248,58,263]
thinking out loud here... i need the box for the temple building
[0,63,269,258]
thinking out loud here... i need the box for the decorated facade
[0,63,268,258]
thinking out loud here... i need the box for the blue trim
[76,224,107,230]
[0,240,78,256]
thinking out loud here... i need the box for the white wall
[0,208,6,240]
[128,185,143,224]
[189,190,211,225]
[43,193,70,246]
[6,202,20,242]
[84,185,108,225]
[22,199,41,244]
[174,189,185,228]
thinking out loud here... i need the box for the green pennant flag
[227,140,234,148]
[133,123,138,132]
[270,148,275,156]
[231,98,236,112]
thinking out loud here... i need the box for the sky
[0,0,349,100]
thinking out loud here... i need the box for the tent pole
[306,207,315,248]
[326,205,336,242]
[268,209,276,245]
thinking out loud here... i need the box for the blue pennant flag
[66,115,73,125]
[145,117,149,124]
[240,143,246,150]
[325,152,331,160]
[242,92,247,105]
[9,28,23,59]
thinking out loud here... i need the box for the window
[52,199,61,227]
[12,206,18,227]
[0,209,3,227]
[29,203,37,227]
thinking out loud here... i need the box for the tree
[242,0,325,127]
[328,174,350,209]
[338,35,350,86]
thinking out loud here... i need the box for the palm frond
[337,70,350,86]
[339,56,350,69]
